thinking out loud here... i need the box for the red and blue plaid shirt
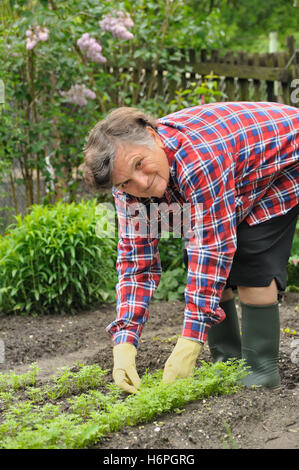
[106,102,299,347]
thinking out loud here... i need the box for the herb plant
[0,200,117,315]
[0,359,248,449]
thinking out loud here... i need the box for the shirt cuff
[182,304,226,343]
[106,323,140,348]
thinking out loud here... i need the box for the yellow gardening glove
[162,336,203,384]
[113,343,141,394]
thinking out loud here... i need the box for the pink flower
[38,28,49,42]
[99,10,134,40]
[77,33,106,64]
[25,24,49,50]
[26,38,38,50]
[60,84,97,106]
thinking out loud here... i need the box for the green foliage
[0,199,297,316]
[0,198,187,315]
[154,267,186,301]
[169,74,226,112]
[0,199,117,315]
[67,389,120,418]
[291,221,299,256]
[211,0,299,52]
[154,234,186,301]
[0,0,226,209]
[1,0,299,217]
[47,364,108,400]
[0,363,39,393]
[287,258,299,292]
[1,0,298,308]
[158,235,184,272]
[0,359,248,449]
[286,221,299,292]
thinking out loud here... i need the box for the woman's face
[112,128,170,198]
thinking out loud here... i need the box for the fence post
[269,32,278,54]
[285,36,296,105]
[269,32,279,98]
[265,53,276,102]
[224,52,235,100]
[237,52,249,100]
[252,53,262,101]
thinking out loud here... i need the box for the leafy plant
[30,364,108,401]
[1,0,226,213]
[0,199,117,315]
[67,389,120,418]
[153,267,186,301]
[221,419,239,449]
[286,220,299,291]
[0,363,39,393]
[169,74,226,112]
[0,359,248,449]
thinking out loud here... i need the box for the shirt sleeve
[105,190,162,348]
[176,136,238,343]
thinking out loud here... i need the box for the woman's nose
[133,173,148,191]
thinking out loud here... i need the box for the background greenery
[1,0,299,216]
[0,202,298,315]
[0,0,298,315]
[0,200,117,314]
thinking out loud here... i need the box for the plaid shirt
[106,102,299,347]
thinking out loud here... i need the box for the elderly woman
[82,102,299,393]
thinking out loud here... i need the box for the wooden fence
[106,35,299,107]
[1,36,299,232]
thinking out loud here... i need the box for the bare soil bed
[0,294,298,450]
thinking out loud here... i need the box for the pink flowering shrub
[99,10,134,40]
[26,24,49,50]
[3,0,231,215]
[60,84,96,106]
[77,33,106,64]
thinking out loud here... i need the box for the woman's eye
[136,160,142,169]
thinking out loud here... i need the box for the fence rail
[105,35,299,106]
[1,36,299,231]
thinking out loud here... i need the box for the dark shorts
[226,204,299,291]
[182,204,298,291]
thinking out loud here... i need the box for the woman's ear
[146,126,164,148]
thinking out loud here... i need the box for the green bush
[286,258,299,292]
[0,199,187,315]
[0,199,117,315]
[286,220,299,292]
[154,235,186,301]
[1,200,296,316]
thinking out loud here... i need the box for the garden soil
[0,294,298,450]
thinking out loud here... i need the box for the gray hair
[82,107,158,190]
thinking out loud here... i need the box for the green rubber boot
[207,298,242,362]
[241,302,281,389]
